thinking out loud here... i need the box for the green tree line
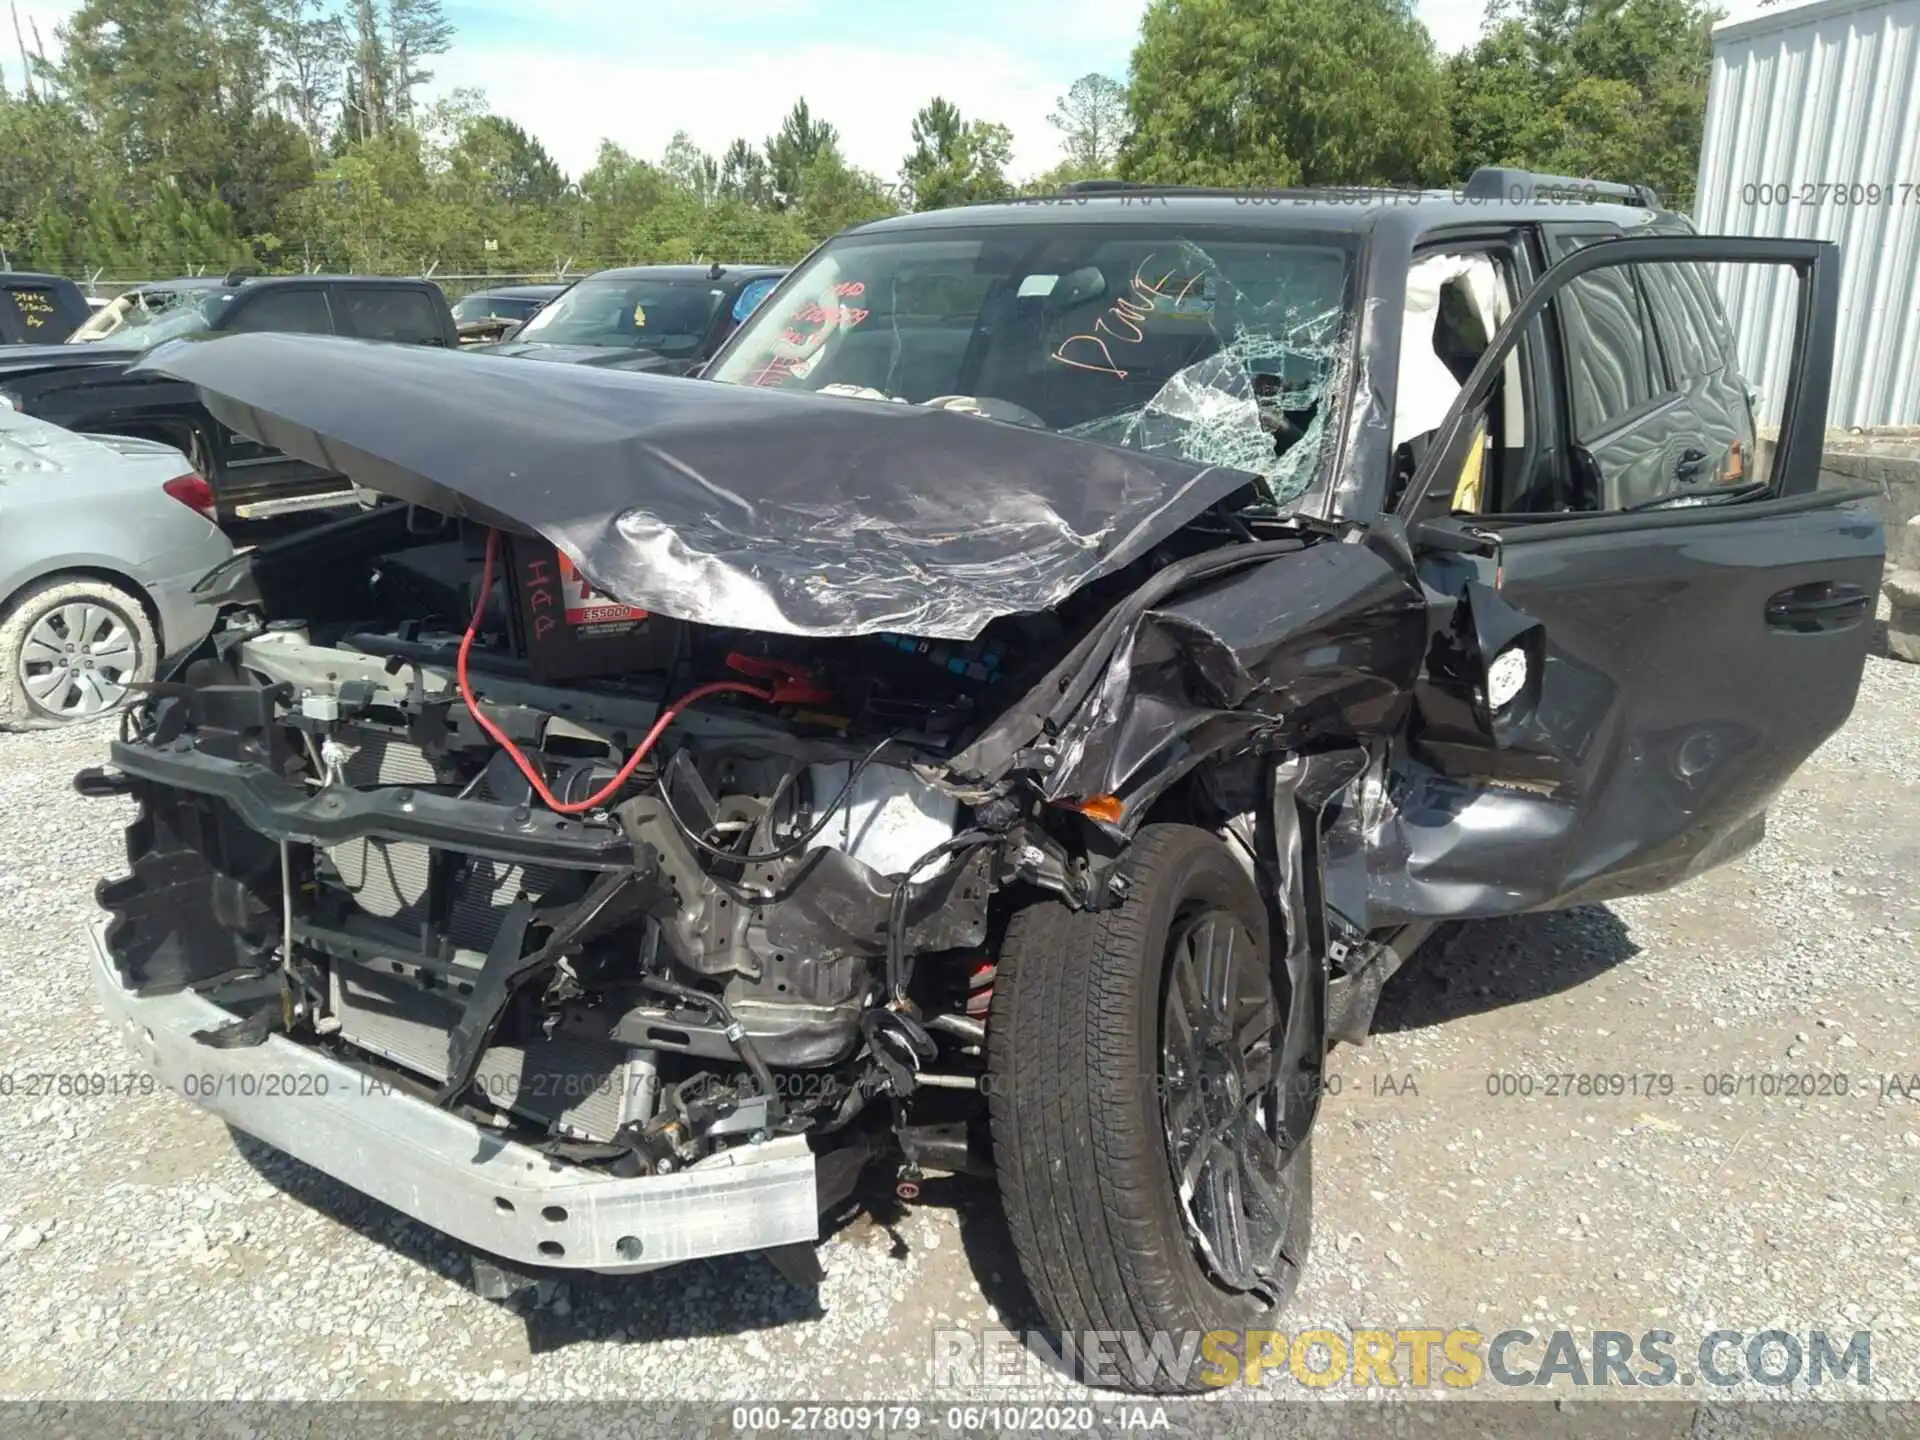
[0,0,1720,282]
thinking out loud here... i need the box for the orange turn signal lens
[1059,794,1127,824]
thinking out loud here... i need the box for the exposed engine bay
[92,499,1293,1185]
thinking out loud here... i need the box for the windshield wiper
[1621,480,1769,513]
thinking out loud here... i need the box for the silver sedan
[0,404,231,727]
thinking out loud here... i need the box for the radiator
[324,732,440,923]
[320,732,557,948]
[329,959,659,1142]
[315,731,650,1141]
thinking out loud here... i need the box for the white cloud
[437,35,1087,185]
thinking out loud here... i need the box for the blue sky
[9,0,1786,183]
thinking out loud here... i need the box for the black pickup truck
[0,273,457,523]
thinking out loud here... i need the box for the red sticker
[559,553,648,625]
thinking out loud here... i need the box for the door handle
[1674,447,1709,481]
[1767,581,1870,632]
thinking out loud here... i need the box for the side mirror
[1459,580,1544,743]
[1419,577,1545,749]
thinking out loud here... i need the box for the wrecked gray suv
[81,169,1884,1393]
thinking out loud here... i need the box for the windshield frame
[511,275,730,352]
[703,221,1365,515]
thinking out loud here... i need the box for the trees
[764,98,838,210]
[385,0,453,128]
[1120,0,1451,187]
[900,97,1013,211]
[337,0,452,141]
[794,146,898,240]
[1445,0,1716,203]
[50,0,312,240]
[260,0,348,148]
[276,127,446,272]
[575,142,672,262]
[0,94,103,266]
[644,121,892,260]
[452,115,566,208]
[1048,73,1128,173]
[662,131,720,206]
[0,0,1720,283]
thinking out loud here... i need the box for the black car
[479,263,786,373]
[0,272,89,344]
[450,283,568,344]
[83,169,1882,1394]
[0,273,459,521]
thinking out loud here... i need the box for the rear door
[333,285,454,347]
[1393,235,1883,915]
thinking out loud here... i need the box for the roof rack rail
[1055,178,1152,195]
[1462,166,1660,209]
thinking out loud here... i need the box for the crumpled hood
[138,332,1257,640]
[478,340,685,372]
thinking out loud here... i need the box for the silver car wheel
[18,602,140,717]
[1159,908,1294,1299]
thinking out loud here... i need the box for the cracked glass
[707,224,1355,511]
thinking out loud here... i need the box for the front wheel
[988,824,1312,1394]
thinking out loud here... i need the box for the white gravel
[0,651,1916,1408]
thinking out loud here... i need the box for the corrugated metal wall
[1695,0,1920,428]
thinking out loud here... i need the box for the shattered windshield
[68,288,229,348]
[706,224,1355,508]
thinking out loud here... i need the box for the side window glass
[1556,261,1781,510]
[1674,262,1734,372]
[340,288,443,344]
[1637,264,1710,382]
[227,289,333,335]
[1554,266,1664,441]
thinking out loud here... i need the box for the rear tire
[988,823,1312,1394]
[0,575,158,729]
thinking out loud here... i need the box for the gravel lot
[0,649,1915,1410]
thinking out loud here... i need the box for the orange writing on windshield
[1051,261,1206,379]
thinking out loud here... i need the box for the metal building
[1694,0,1920,428]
